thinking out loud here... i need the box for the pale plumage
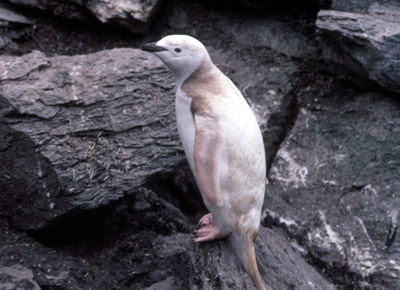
[141,35,267,290]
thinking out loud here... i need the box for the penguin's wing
[193,114,224,207]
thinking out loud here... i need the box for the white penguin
[141,35,266,290]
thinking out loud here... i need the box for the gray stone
[0,48,183,230]
[0,3,33,25]
[186,228,335,290]
[267,81,400,289]
[316,3,400,94]
[8,0,162,32]
[0,265,41,290]
[0,187,334,290]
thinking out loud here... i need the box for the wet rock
[8,0,162,33]
[316,2,400,94]
[0,48,182,230]
[266,77,400,289]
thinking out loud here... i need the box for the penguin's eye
[175,48,182,53]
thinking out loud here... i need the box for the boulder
[8,0,163,33]
[316,2,400,94]
[266,76,400,289]
[0,48,183,230]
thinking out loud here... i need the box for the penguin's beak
[140,42,167,52]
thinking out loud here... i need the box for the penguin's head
[140,35,212,80]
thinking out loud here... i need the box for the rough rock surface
[0,48,182,230]
[8,0,162,32]
[316,2,400,94]
[266,75,400,289]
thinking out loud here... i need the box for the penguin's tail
[241,234,267,290]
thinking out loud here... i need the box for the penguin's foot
[197,212,213,227]
[193,213,229,243]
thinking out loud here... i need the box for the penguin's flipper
[193,114,223,207]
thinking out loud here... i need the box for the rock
[316,3,400,94]
[0,3,33,55]
[0,48,183,230]
[330,0,388,12]
[212,0,329,9]
[0,186,335,290]
[86,0,162,31]
[187,227,335,289]
[266,76,400,289]
[0,3,33,25]
[9,0,89,20]
[0,265,41,290]
[8,0,162,33]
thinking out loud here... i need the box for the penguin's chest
[175,89,196,170]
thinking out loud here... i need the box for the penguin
[141,35,267,290]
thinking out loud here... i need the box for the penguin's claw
[193,213,229,243]
[197,212,214,228]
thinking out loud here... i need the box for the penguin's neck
[175,55,214,90]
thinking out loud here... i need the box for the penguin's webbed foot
[193,213,229,243]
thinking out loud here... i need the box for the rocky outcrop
[267,75,400,289]
[8,0,163,32]
[0,48,182,230]
[316,2,400,94]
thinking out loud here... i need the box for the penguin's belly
[213,101,266,232]
[175,89,266,233]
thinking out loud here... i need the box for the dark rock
[0,182,335,290]
[8,0,163,33]
[330,0,390,13]
[187,227,335,290]
[267,76,400,289]
[212,0,329,9]
[316,3,400,94]
[0,48,183,230]
[0,3,34,55]
[0,3,33,24]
